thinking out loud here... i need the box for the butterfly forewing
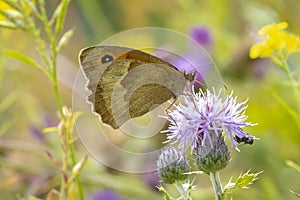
[79,46,194,129]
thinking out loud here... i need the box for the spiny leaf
[157,185,174,200]
[235,170,262,189]
[224,170,262,193]
[224,177,236,191]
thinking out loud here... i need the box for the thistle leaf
[235,170,261,189]
[157,185,175,200]
[224,170,262,193]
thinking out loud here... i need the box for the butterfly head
[183,71,196,82]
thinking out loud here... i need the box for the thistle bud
[193,132,230,174]
[157,146,189,184]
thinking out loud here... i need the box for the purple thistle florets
[163,88,256,153]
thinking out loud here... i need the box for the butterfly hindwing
[79,46,193,129]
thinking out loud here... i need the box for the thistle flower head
[194,132,230,174]
[157,146,190,184]
[163,88,256,153]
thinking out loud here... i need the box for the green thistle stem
[210,172,223,200]
[174,182,191,200]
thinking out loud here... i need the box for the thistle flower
[194,132,230,174]
[157,146,190,184]
[163,88,256,153]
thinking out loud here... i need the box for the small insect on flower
[163,87,257,153]
[234,134,254,145]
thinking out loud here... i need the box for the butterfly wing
[103,61,187,128]
[79,46,190,129]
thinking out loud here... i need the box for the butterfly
[79,46,196,129]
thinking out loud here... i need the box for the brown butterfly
[79,46,195,129]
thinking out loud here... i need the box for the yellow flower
[258,22,288,36]
[250,43,272,58]
[285,33,300,53]
[0,0,33,21]
[249,22,300,60]
[0,1,13,20]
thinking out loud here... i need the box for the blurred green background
[1,0,300,199]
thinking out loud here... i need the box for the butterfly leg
[164,96,181,127]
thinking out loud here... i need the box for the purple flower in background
[169,53,207,86]
[43,114,57,127]
[154,26,214,88]
[28,115,57,142]
[190,26,212,47]
[141,171,160,190]
[92,189,128,200]
[169,26,214,87]
[163,88,256,152]
[29,126,45,142]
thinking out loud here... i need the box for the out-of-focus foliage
[1,0,300,199]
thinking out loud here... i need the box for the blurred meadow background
[1,0,300,199]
